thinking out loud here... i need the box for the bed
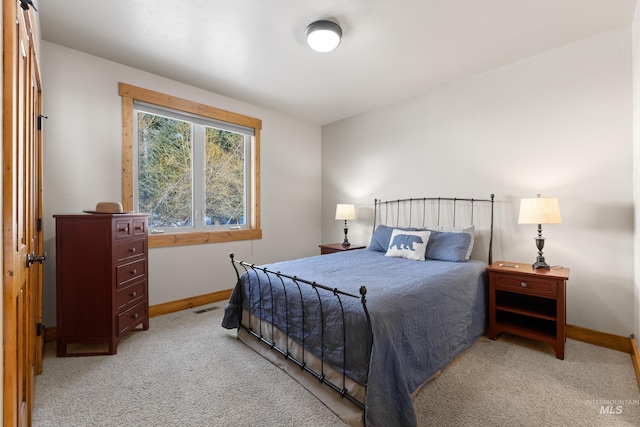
[222,196,495,426]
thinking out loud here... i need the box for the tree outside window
[120,83,262,248]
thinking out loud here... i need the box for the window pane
[137,112,193,228]
[205,127,245,226]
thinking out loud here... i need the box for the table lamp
[335,204,355,247]
[518,194,561,269]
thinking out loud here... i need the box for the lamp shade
[335,204,355,221]
[306,20,342,52]
[518,197,561,225]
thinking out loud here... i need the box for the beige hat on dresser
[93,202,124,213]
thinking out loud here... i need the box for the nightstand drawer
[494,274,557,297]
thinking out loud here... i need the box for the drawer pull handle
[119,225,129,233]
[131,269,137,275]
[133,313,139,319]
[135,225,144,231]
[129,247,136,253]
[520,282,527,288]
[131,291,137,297]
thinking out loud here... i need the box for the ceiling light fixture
[305,20,342,53]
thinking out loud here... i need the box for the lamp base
[342,224,350,247]
[532,259,551,269]
[532,234,550,269]
[531,261,551,270]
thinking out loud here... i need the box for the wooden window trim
[119,82,262,248]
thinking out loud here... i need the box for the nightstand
[487,261,570,359]
[319,243,366,255]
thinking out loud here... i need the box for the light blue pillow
[424,229,473,262]
[368,225,418,252]
[432,225,475,259]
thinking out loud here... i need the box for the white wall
[40,42,322,327]
[322,27,634,337]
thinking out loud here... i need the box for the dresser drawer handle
[129,247,136,253]
[135,225,144,231]
[118,225,129,233]
[130,269,137,275]
[520,282,527,288]
[132,313,139,319]
[131,291,137,297]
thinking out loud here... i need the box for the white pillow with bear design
[385,229,431,261]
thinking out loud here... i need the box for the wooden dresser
[54,213,150,356]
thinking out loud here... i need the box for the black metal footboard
[229,253,373,410]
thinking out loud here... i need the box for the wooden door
[3,1,43,426]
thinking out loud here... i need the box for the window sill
[148,228,262,248]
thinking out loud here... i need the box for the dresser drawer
[132,219,147,237]
[116,239,147,262]
[116,280,146,312]
[494,274,557,297]
[116,259,146,287]
[117,301,147,335]
[115,219,132,240]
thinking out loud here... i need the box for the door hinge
[36,323,44,336]
[20,0,37,12]
[37,115,47,130]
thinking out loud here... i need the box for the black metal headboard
[373,195,495,264]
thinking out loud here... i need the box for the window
[134,101,252,230]
[120,83,262,248]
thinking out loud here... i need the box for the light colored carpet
[33,301,640,426]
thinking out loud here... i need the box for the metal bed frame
[229,257,372,409]
[373,195,495,264]
[229,194,495,421]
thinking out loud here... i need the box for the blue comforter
[222,250,487,426]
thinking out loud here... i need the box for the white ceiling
[38,0,637,125]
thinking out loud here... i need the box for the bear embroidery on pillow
[389,234,424,251]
